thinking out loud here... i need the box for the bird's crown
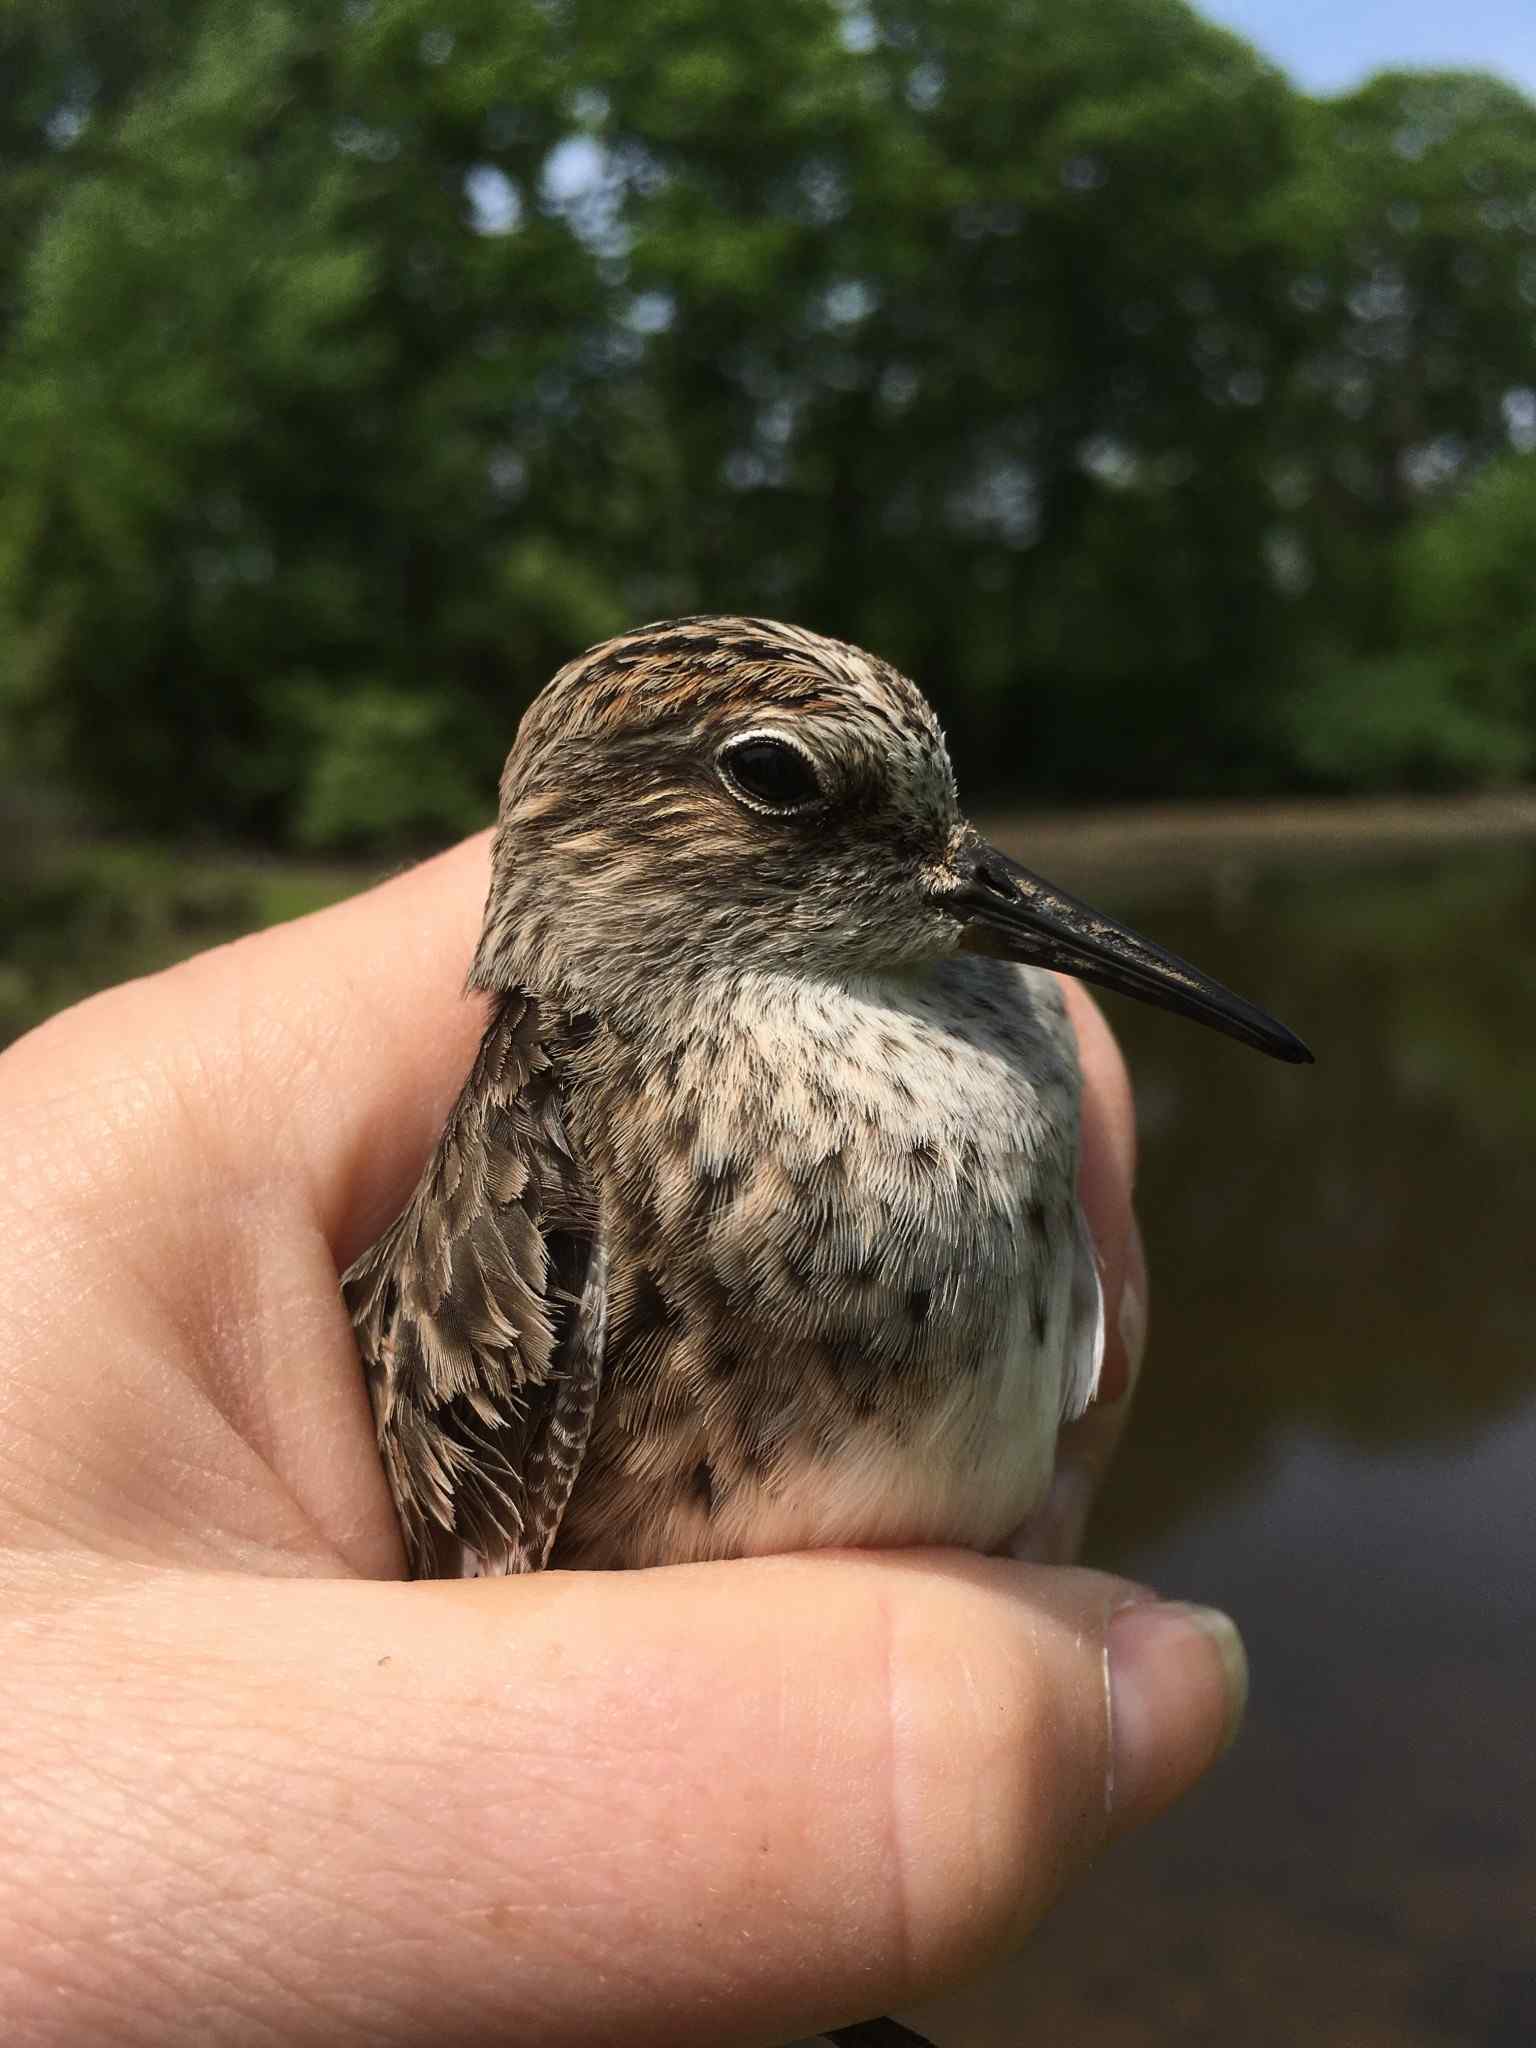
[470,616,967,1011]
[512,614,948,789]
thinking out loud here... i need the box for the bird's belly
[705,1306,1066,1561]
[556,1251,1073,1568]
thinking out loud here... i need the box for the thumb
[5,1550,1243,2047]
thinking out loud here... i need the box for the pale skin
[0,833,1242,2047]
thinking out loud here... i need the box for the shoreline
[978,788,1536,879]
[13,786,1536,886]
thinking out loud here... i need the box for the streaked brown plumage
[344,615,1308,1581]
[344,991,606,1574]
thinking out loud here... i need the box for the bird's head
[472,615,1310,1063]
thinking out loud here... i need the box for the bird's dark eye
[718,735,822,812]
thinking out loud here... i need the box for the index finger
[5,834,495,1269]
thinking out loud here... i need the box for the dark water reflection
[904,839,1536,2047]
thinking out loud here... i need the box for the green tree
[1271,70,1536,641]
[1288,455,1536,789]
[1,0,623,837]
[600,0,1304,792]
[2,3,1535,842]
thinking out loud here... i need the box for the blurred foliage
[1,0,1535,844]
[0,830,352,1045]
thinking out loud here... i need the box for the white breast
[638,956,1104,1559]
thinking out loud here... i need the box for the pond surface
[8,825,1535,2044]
[900,833,1536,2047]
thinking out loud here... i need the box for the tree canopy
[2,0,1534,844]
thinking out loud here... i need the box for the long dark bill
[944,841,1313,1065]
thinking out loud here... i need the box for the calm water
[9,831,1536,2042]
[900,836,1536,2047]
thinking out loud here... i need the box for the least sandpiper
[345,615,1308,1579]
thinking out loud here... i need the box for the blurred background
[2,2,1533,2043]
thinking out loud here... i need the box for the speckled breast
[552,957,1087,1568]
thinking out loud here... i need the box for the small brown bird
[345,615,1308,1581]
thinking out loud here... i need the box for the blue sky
[1196,0,1536,95]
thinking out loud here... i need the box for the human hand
[0,836,1242,2046]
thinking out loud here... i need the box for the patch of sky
[948,456,1041,547]
[837,6,879,55]
[1400,433,1467,491]
[1079,435,1140,488]
[45,102,89,149]
[625,291,676,335]
[464,165,522,236]
[905,62,944,110]
[815,279,878,327]
[539,136,631,261]
[1502,385,1536,450]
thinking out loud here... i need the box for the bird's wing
[343,991,604,1578]
[1059,1202,1105,1424]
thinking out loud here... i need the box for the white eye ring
[715,728,825,816]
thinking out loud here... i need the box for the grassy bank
[1,839,362,1047]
